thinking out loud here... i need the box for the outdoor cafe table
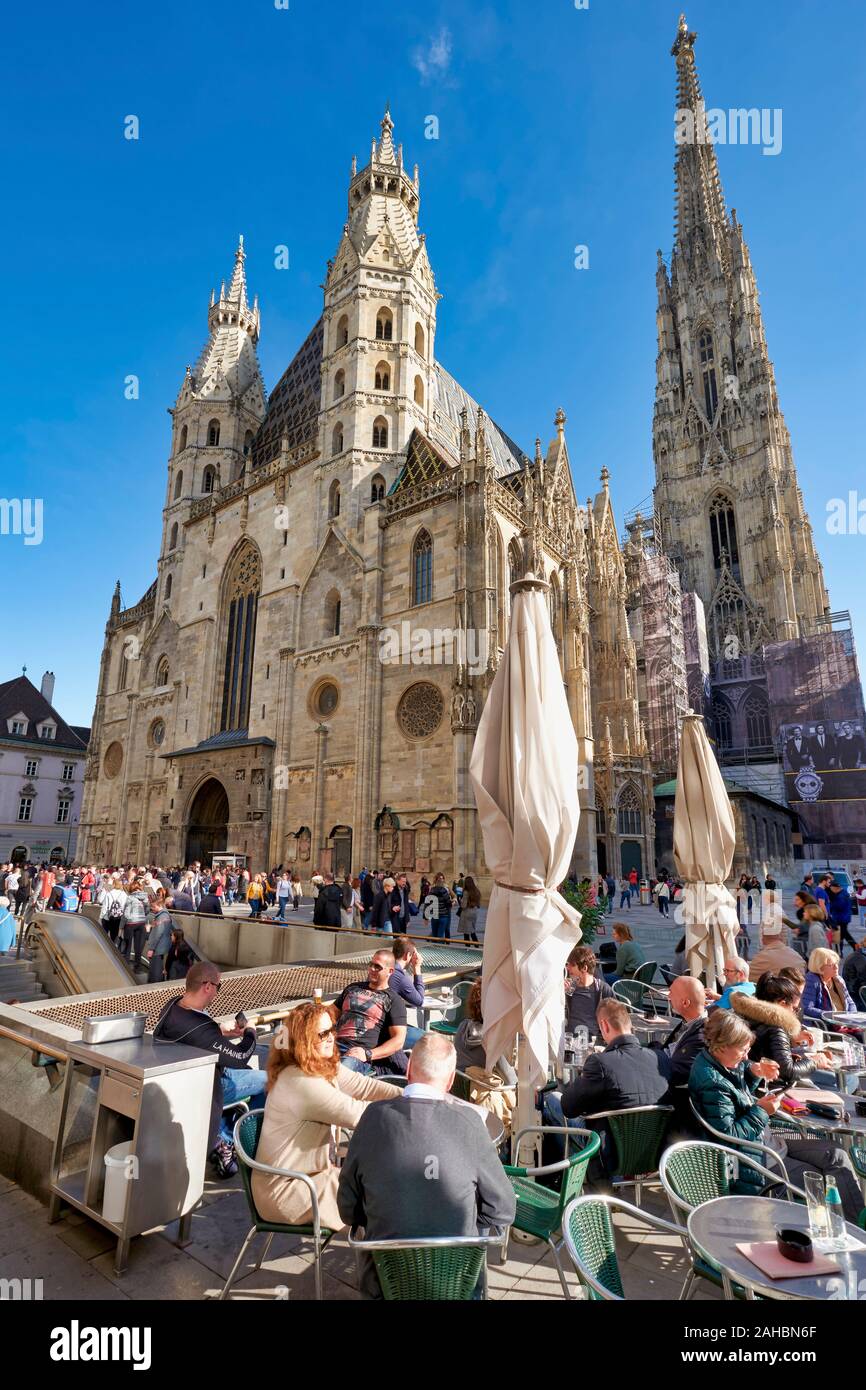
[822,1011,866,1034]
[687,1195,866,1301]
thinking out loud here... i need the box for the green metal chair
[219,1111,336,1301]
[583,1104,673,1205]
[660,1139,807,1299]
[612,979,649,1011]
[502,1125,601,1298]
[430,980,473,1037]
[346,1229,507,1299]
[688,1097,791,1185]
[562,1194,688,1301]
[633,960,658,986]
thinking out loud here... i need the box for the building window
[39,725,56,740]
[414,322,425,357]
[328,480,341,519]
[617,785,642,836]
[26,760,39,777]
[709,493,739,572]
[375,308,393,341]
[312,681,339,718]
[370,473,386,503]
[18,797,33,822]
[744,689,771,749]
[332,423,344,455]
[174,470,183,500]
[412,529,433,605]
[243,430,254,456]
[337,314,349,348]
[11,720,26,735]
[219,541,261,733]
[372,417,388,449]
[61,762,74,781]
[325,590,341,639]
[712,695,733,751]
[178,424,187,452]
[334,369,345,400]
[165,574,173,600]
[374,362,390,391]
[507,540,523,605]
[56,799,71,824]
[155,656,169,687]
[207,418,221,447]
[169,522,178,550]
[118,653,129,692]
[413,375,424,406]
[699,330,718,420]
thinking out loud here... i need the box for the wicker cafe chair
[612,979,649,1011]
[430,980,473,1037]
[582,1105,673,1205]
[562,1194,688,1302]
[688,1097,791,1186]
[346,1229,506,1300]
[660,1140,808,1300]
[502,1126,601,1299]
[633,960,659,986]
[219,1111,336,1301]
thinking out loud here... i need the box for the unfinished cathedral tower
[653,16,829,682]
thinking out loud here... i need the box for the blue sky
[2,0,864,725]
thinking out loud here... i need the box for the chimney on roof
[41,671,55,706]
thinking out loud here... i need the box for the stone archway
[185,778,229,866]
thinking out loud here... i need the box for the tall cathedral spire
[671,15,729,270]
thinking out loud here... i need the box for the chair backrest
[659,964,677,988]
[348,1234,501,1300]
[660,1141,735,1222]
[604,1106,673,1179]
[633,960,658,986]
[234,1109,265,1222]
[556,1130,601,1214]
[562,1197,624,1300]
[612,979,646,1010]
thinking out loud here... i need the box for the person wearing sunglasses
[333,950,409,1076]
[152,960,265,1178]
[252,1001,401,1231]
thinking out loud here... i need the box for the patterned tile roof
[251,319,324,469]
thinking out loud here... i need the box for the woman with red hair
[252,1002,400,1228]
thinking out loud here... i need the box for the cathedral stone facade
[79,111,655,885]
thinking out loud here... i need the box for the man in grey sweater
[337,1033,516,1298]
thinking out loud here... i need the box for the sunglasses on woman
[318,1025,336,1040]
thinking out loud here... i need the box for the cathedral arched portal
[185,778,229,866]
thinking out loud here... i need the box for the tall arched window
[118,652,129,692]
[219,542,262,733]
[243,430,254,456]
[370,473,386,503]
[712,695,733,751]
[332,423,344,455]
[178,424,187,452]
[337,314,349,348]
[334,369,345,400]
[375,307,393,341]
[698,330,718,420]
[372,417,388,449]
[326,590,341,638]
[507,539,523,604]
[617,785,643,836]
[165,573,173,600]
[744,689,771,749]
[155,656,169,687]
[202,466,216,495]
[549,573,561,648]
[414,323,425,357]
[412,529,433,605]
[169,522,178,550]
[374,362,390,391]
[328,480,341,519]
[174,470,183,500]
[709,493,739,572]
[413,375,424,406]
[207,418,221,447]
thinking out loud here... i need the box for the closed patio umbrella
[674,711,739,988]
[469,574,583,1130]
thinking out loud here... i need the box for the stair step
[0,987,45,1003]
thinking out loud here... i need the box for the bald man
[659,976,708,1087]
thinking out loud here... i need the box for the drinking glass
[804,1171,828,1238]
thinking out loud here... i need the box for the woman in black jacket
[732,972,832,1086]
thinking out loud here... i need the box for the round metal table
[687,1195,866,1301]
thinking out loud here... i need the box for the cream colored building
[79,110,655,884]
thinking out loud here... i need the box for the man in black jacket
[313,872,343,927]
[546,999,670,1173]
[152,961,265,1176]
[659,977,708,1087]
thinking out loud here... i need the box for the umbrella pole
[513,1033,540,1168]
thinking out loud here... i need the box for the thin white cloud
[411,26,453,84]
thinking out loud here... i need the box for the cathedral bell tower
[653,16,829,672]
[318,107,440,535]
[161,237,267,608]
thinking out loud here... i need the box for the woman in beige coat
[252,1002,400,1229]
